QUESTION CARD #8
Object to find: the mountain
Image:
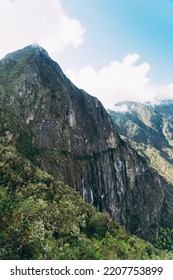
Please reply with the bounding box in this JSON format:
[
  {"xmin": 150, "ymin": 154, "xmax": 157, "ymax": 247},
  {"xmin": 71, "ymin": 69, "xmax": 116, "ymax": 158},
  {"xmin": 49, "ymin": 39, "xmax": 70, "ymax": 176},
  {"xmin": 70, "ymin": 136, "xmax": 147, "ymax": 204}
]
[
  {"xmin": 109, "ymin": 101, "xmax": 173, "ymax": 155},
  {"xmin": 109, "ymin": 101, "xmax": 173, "ymax": 184},
  {"xmin": 1, "ymin": 45, "xmax": 173, "ymax": 243}
]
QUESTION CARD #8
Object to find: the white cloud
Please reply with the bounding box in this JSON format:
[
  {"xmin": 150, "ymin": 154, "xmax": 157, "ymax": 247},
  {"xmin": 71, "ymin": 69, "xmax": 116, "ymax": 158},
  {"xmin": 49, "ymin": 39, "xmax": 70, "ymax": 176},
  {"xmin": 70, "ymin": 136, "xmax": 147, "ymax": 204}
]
[
  {"xmin": 66, "ymin": 54, "xmax": 173, "ymax": 109},
  {"xmin": 0, "ymin": 0, "xmax": 85, "ymax": 58},
  {"xmin": 114, "ymin": 104, "xmax": 129, "ymax": 113}
]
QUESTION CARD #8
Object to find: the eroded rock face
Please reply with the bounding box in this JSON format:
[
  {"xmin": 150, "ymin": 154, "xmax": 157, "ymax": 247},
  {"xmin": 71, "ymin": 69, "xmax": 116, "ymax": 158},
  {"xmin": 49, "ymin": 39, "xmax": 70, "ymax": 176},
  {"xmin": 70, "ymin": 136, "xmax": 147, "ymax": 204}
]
[{"xmin": 1, "ymin": 45, "xmax": 173, "ymax": 241}]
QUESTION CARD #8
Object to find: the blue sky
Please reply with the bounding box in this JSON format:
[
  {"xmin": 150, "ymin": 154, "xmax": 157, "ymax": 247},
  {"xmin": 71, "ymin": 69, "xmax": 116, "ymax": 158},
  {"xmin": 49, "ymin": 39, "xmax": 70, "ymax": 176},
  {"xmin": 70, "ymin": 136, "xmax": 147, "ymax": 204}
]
[
  {"xmin": 61, "ymin": 0, "xmax": 173, "ymax": 108},
  {"xmin": 1, "ymin": 0, "xmax": 173, "ymax": 108},
  {"xmin": 61, "ymin": 0, "xmax": 173, "ymax": 82}
]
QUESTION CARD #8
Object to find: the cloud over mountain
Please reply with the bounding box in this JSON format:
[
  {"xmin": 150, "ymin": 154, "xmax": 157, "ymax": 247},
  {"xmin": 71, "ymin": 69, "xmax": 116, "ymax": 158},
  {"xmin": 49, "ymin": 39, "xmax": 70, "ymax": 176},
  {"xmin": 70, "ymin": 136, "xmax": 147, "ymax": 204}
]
[
  {"xmin": 0, "ymin": 0, "xmax": 85, "ymax": 58},
  {"xmin": 66, "ymin": 54, "xmax": 173, "ymax": 109}
]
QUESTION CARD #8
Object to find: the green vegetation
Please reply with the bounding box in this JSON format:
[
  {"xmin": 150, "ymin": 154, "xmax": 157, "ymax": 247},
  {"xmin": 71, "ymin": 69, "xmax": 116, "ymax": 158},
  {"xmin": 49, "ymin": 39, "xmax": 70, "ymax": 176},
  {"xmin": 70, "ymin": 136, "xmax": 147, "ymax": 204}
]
[
  {"xmin": 154, "ymin": 226, "xmax": 173, "ymax": 251},
  {"xmin": 0, "ymin": 142, "xmax": 173, "ymax": 260}
]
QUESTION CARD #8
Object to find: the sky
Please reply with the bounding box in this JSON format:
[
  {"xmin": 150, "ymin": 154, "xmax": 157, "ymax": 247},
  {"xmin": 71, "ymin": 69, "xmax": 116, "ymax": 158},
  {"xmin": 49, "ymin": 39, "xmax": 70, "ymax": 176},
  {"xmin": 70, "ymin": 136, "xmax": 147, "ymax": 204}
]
[{"xmin": 1, "ymin": 0, "xmax": 173, "ymax": 109}]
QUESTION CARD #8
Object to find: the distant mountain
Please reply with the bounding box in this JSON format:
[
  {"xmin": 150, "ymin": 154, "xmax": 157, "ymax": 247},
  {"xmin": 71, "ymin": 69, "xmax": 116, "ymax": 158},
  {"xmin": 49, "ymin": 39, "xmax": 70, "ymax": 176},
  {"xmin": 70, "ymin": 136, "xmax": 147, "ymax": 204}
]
[
  {"xmin": 109, "ymin": 101, "xmax": 173, "ymax": 184},
  {"xmin": 1, "ymin": 45, "xmax": 173, "ymax": 243}
]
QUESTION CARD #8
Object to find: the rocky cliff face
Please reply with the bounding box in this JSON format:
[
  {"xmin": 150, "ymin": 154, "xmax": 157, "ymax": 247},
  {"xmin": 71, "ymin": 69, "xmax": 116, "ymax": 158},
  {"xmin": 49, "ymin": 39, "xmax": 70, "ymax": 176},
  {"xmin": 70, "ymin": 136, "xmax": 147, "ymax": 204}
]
[{"xmin": 1, "ymin": 45, "xmax": 173, "ymax": 241}]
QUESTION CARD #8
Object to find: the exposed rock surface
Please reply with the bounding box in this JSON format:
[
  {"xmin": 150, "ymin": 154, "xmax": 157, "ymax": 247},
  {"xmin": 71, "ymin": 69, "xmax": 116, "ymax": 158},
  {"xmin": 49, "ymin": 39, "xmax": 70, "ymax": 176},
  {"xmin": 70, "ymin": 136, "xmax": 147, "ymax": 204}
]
[{"xmin": 1, "ymin": 45, "xmax": 173, "ymax": 241}]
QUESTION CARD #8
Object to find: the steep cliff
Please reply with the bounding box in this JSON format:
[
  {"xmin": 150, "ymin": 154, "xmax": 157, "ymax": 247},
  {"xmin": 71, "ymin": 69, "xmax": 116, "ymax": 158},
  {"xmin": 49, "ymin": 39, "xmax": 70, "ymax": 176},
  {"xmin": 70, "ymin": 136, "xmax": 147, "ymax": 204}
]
[{"xmin": 1, "ymin": 45, "xmax": 173, "ymax": 241}]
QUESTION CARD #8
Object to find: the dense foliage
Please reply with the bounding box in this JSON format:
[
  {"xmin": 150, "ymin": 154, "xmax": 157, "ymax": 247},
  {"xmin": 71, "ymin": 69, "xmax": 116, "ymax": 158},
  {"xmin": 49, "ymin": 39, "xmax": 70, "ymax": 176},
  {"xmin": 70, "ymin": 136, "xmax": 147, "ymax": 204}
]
[
  {"xmin": 154, "ymin": 226, "xmax": 173, "ymax": 252},
  {"xmin": 0, "ymin": 142, "xmax": 173, "ymax": 260}
]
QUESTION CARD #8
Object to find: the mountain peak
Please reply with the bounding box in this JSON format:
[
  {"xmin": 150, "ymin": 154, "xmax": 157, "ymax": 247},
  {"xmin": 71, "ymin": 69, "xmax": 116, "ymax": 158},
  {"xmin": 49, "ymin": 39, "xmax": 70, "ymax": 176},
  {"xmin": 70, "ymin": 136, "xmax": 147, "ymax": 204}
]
[
  {"xmin": 3, "ymin": 44, "xmax": 49, "ymax": 62},
  {"xmin": 0, "ymin": 44, "xmax": 64, "ymax": 89}
]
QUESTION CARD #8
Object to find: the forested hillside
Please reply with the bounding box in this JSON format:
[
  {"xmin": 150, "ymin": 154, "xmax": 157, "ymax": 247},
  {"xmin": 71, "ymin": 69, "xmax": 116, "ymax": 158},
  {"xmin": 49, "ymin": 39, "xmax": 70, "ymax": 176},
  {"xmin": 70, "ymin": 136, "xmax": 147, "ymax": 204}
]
[{"xmin": 1, "ymin": 141, "xmax": 172, "ymax": 260}]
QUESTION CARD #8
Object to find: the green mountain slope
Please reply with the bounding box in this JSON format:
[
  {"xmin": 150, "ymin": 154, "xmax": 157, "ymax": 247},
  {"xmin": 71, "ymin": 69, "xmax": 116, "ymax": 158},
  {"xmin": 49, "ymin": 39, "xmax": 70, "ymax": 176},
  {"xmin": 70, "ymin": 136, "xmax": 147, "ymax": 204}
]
[{"xmin": 1, "ymin": 141, "xmax": 173, "ymax": 260}]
